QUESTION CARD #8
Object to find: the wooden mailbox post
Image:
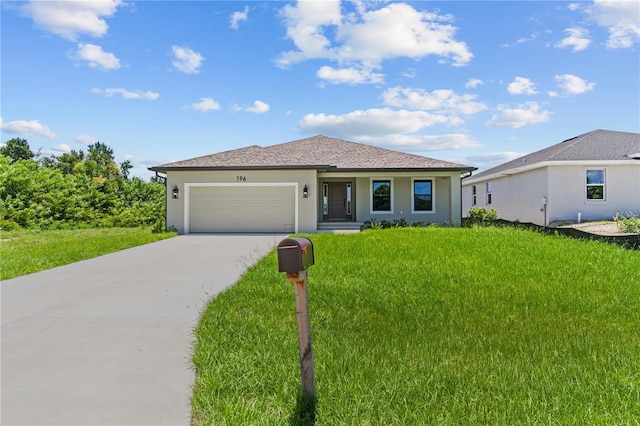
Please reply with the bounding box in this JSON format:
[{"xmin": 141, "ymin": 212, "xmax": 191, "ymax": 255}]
[{"xmin": 277, "ymin": 238, "xmax": 316, "ymax": 402}]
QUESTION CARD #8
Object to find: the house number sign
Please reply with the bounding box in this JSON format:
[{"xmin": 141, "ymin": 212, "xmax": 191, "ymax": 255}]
[{"xmin": 236, "ymin": 176, "xmax": 247, "ymax": 182}]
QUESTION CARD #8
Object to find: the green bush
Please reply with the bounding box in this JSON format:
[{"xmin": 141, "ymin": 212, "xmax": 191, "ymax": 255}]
[
  {"xmin": 361, "ymin": 218, "xmax": 428, "ymax": 230},
  {"xmin": 0, "ymin": 219, "xmax": 21, "ymax": 231},
  {"xmin": 616, "ymin": 213, "xmax": 640, "ymax": 234},
  {"xmin": 466, "ymin": 206, "xmax": 498, "ymax": 226},
  {"xmin": 0, "ymin": 151, "xmax": 165, "ymax": 229}
]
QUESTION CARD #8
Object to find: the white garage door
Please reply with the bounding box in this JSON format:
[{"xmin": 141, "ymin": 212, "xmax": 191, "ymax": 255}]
[{"xmin": 188, "ymin": 185, "xmax": 296, "ymax": 233}]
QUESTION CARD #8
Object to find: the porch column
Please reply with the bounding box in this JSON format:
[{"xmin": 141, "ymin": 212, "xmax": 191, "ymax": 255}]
[{"xmin": 450, "ymin": 176, "xmax": 462, "ymax": 226}]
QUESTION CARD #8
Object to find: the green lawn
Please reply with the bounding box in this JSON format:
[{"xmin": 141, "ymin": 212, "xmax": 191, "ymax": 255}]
[
  {"xmin": 0, "ymin": 227, "xmax": 175, "ymax": 280},
  {"xmin": 192, "ymin": 227, "xmax": 640, "ymax": 425}
]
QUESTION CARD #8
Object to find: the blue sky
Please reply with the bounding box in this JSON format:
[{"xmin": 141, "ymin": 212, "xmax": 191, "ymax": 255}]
[{"xmin": 2, "ymin": 0, "xmax": 639, "ymax": 179}]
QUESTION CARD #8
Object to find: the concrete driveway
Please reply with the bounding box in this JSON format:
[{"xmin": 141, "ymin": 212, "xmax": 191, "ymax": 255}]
[{"xmin": 1, "ymin": 234, "xmax": 285, "ymax": 426}]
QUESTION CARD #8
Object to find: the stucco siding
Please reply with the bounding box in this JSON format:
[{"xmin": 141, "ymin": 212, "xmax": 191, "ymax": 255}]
[
  {"xmin": 165, "ymin": 169, "xmax": 466, "ymax": 233},
  {"xmin": 548, "ymin": 164, "xmax": 640, "ymax": 223},
  {"xmin": 463, "ymin": 163, "xmax": 640, "ymax": 225},
  {"xmin": 166, "ymin": 169, "xmax": 317, "ymax": 234},
  {"xmin": 349, "ymin": 173, "xmax": 458, "ymax": 225}
]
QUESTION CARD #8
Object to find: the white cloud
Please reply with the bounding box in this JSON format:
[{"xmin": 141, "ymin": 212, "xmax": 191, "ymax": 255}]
[
  {"xmin": 277, "ymin": 0, "xmax": 341, "ymax": 66},
  {"xmin": 556, "ymin": 27, "xmax": 591, "ymax": 52},
  {"xmin": 91, "ymin": 87, "xmax": 160, "ymax": 100},
  {"xmin": 507, "ymin": 77, "xmax": 538, "ymax": 95},
  {"xmin": 336, "ymin": 3, "xmax": 473, "ymax": 66},
  {"xmin": 73, "ymin": 43, "xmax": 121, "ymax": 70},
  {"xmin": 20, "ymin": 0, "xmax": 123, "ymax": 41},
  {"xmin": 317, "ymin": 65, "xmax": 384, "ymax": 84},
  {"xmin": 190, "ymin": 97, "xmax": 221, "ymax": 111},
  {"xmin": 300, "ymin": 108, "xmax": 449, "ymax": 137},
  {"xmin": 568, "ymin": 3, "xmax": 582, "ymax": 12},
  {"xmin": 382, "ymin": 87, "xmax": 487, "ymax": 120},
  {"xmin": 402, "ymin": 68, "xmax": 417, "ymax": 78},
  {"xmin": 230, "ymin": 6, "xmax": 249, "ymax": 30},
  {"xmin": 465, "ymin": 151, "xmax": 529, "ymax": 170},
  {"xmin": 465, "ymin": 78, "xmax": 483, "ymax": 89},
  {"xmin": 0, "ymin": 117, "xmax": 57, "ymax": 138},
  {"xmin": 554, "ymin": 74, "xmax": 596, "ymax": 94},
  {"xmin": 75, "ymin": 134, "xmax": 98, "ymax": 144},
  {"xmin": 485, "ymin": 102, "xmax": 551, "ymax": 128},
  {"xmin": 277, "ymin": 2, "xmax": 472, "ymax": 83},
  {"xmin": 171, "ymin": 46, "xmax": 204, "ymax": 74},
  {"xmin": 245, "ymin": 100, "xmax": 270, "ymax": 114},
  {"xmin": 359, "ymin": 133, "xmax": 481, "ymax": 152},
  {"xmin": 52, "ymin": 143, "xmax": 71, "ymax": 153},
  {"xmin": 517, "ymin": 32, "xmax": 539, "ymax": 44},
  {"xmin": 587, "ymin": 0, "xmax": 640, "ymax": 49}
]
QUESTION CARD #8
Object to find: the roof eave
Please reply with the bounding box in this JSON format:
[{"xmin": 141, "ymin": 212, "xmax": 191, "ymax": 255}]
[
  {"xmin": 149, "ymin": 165, "xmax": 477, "ymax": 173},
  {"xmin": 328, "ymin": 166, "xmax": 477, "ymax": 173},
  {"xmin": 463, "ymin": 159, "xmax": 639, "ymax": 185},
  {"xmin": 148, "ymin": 164, "xmax": 331, "ymax": 172}
]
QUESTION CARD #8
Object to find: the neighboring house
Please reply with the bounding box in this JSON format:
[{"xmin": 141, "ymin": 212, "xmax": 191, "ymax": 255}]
[
  {"xmin": 462, "ymin": 130, "xmax": 640, "ymax": 226},
  {"xmin": 149, "ymin": 135, "xmax": 476, "ymax": 234}
]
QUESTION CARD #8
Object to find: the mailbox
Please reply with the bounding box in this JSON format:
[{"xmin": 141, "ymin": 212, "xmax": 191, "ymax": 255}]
[{"xmin": 277, "ymin": 237, "xmax": 314, "ymax": 272}]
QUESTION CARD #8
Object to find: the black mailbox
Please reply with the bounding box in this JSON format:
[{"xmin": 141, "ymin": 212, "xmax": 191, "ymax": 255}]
[{"xmin": 277, "ymin": 237, "xmax": 314, "ymax": 272}]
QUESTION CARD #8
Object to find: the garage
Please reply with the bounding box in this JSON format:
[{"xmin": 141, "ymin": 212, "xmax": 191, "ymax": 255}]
[{"xmin": 187, "ymin": 184, "xmax": 296, "ymax": 233}]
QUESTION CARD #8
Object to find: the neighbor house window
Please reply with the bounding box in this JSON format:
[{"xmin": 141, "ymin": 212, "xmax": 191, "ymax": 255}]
[
  {"xmin": 371, "ymin": 179, "xmax": 393, "ymax": 213},
  {"xmin": 472, "ymin": 185, "xmax": 477, "ymax": 206},
  {"xmin": 412, "ymin": 179, "xmax": 434, "ymax": 213},
  {"xmin": 586, "ymin": 169, "xmax": 605, "ymax": 200},
  {"xmin": 486, "ymin": 182, "xmax": 492, "ymax": 205}
]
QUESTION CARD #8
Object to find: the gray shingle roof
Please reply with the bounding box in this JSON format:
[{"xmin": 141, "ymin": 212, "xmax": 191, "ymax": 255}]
[
  {"xmin": 469, "ymin": 129, "xmax": 640, "ymax": 180},
  {"xmin": 150, "ymin": 135, "xmax": 475, "ymax": 171}
]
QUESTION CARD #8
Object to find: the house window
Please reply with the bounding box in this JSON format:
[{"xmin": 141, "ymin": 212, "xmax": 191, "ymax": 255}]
[
  {"xmin": 486, "ymin": 182, "xmax": 492, "ymax": 205},
  {"xmin": 472, "ymin": 185, "xmax": 477, "ymax": 206},
  {"xmin": 586, "ymin": 169, "xmax": 605, "ymax": 200},
  {"xmin": 371, "ymin": 179, "xmax": 393, "ymax": 213},
  {"xmin": 412, "ymin": 179, "xmax": 433, "ymax": 213},
  {"xmin": 346, "ymin": 183, "xmax": 352, "ymax": 215}
]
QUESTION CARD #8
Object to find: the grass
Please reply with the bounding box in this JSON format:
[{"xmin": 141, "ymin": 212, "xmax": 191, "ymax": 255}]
[
  {"xmin": 191, "ymin": 227, "xmax": 640, "ymax": 425},
  {"xmin": 0, "ymin": 227, "xmax": 176, "ymax": 280}
]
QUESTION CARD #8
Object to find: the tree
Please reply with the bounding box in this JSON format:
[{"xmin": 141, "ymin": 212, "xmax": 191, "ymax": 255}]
[
  {"xmin": 46, "ymin": 150, "xmax": 85, "ymax": 175},
  {"xmin": 120, "ymin": 160, "xmax": 133, "ymax": 180},
  {"xmin": 87, "ymin": 142, "xmax": 115, "ymax": 168},
  {"xmin": 1, "ymin": 138, "xmax": 34, "ymax": 163}
]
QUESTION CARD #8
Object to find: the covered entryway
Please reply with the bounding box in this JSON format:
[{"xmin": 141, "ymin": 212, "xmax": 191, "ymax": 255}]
[{"xmin": 187, "ymin": 184, "xmax": 297, "ymax": 233}]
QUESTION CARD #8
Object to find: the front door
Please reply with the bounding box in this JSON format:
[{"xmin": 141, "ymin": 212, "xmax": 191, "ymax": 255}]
[{"xmin": 327, "ymin": 182, "xmax": 352, "ymax": 220}]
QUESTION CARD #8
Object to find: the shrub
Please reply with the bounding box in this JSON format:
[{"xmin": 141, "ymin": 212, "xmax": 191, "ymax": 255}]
[
  {"xmin": 361, "ymin": 218, "xmax": 429, "ymax": 231},
  {"xmin": 615, "ymin": 212, "xmax": 640, "ymax": 234},
  {"xmin": 466, "ymin": 206, "xmax": 498, "ymax": 226},
  {"xmin": 0, "ymin": 219, "xmax": 21, "ymax": 231}
]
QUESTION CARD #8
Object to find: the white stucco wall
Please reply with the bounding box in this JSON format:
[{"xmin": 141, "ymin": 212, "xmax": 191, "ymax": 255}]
[
  {"xmin": 548, "ymin": 164, "xmax": 640, "ymax": 223},
  {"xmin": 463, "ymin": 162, "xmax": 640, "ymax": 225},
  {"xmin": 463, "ymin": 168, "xmax": 548, "ymax": 224}
]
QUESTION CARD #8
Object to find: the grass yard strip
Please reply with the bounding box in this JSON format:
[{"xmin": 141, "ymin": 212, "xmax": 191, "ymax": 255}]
[
  {"xmin": 0, "ymin": 227, "xmax": 175, "ymax": 280},
  {"xmin": 191, "ymin": 227, "xmax": 640, "ymax": 425}
]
